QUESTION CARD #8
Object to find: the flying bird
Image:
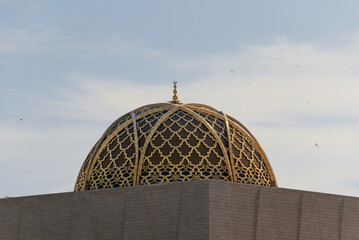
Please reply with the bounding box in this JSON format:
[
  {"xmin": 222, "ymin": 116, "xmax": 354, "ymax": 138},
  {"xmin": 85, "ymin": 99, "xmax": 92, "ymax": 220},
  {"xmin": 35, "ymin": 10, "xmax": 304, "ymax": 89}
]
[
  {"xmin": 19, "ymin": 118, "xmax": 23, "ymax": 121},
  {"xmin": 296, "ymin": 65, "xmax": 301, "ymax": 67},
  {"xmin": 314, "ymin": 143, "xmax": 319, "ymax": 147},
  {"xmin": 230, "ymin": 69, "xmax": 234, "ymax": 72}
]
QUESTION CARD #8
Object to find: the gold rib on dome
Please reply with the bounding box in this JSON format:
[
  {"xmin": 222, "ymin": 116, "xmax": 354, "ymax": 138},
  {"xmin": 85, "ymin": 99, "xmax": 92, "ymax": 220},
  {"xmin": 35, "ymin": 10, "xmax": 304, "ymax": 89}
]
[{"xmin": 74, "ymin": 101, "xmax": 277, "ymax": 191}]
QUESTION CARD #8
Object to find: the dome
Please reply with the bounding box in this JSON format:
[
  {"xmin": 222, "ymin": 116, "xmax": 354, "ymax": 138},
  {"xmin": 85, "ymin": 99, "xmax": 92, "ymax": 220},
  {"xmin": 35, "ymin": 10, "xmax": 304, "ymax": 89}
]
[{"xmin": 74, "ymin": 102, "xmax": 277, "ymax": 191}]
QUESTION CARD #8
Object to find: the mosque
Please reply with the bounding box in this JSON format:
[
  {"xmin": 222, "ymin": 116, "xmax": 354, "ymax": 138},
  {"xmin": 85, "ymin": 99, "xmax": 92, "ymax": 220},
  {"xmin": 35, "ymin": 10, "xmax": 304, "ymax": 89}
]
[
  {"xmin": 74, "ymin": 81, "xmax": 276, "ymax": 191},
  {"xmin": 1, "ymin": 82, "xmax": 359, "ymax": 239}
]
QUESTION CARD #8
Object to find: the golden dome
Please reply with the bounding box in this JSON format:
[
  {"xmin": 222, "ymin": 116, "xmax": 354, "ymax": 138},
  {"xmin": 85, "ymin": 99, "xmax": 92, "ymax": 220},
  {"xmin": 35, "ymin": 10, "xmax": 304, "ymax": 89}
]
[{"xmin": 74, "ymin": 102, "xmax": 277, "ymax": 191}]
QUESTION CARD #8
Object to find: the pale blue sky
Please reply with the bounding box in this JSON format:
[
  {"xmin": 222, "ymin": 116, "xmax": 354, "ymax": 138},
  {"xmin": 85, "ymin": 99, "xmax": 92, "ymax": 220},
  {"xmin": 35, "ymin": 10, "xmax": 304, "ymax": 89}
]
[{"xmin": 1, "ymin": 1, "xmax": 359, "ymax": 197}]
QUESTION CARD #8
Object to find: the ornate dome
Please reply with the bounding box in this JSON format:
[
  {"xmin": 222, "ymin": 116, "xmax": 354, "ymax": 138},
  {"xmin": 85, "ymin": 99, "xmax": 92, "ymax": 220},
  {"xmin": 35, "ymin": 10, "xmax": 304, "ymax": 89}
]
[{"xmin": 74, "ymin": 101, "xmax": 277, "ymax": 191}]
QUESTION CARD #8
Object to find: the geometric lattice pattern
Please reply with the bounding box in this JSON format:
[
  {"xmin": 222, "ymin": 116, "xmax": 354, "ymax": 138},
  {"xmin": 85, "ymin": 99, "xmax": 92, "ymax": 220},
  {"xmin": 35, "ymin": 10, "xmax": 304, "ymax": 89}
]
[{"xmin": 74, "ymin": 103, "xmax": 277, "ymax": 191}]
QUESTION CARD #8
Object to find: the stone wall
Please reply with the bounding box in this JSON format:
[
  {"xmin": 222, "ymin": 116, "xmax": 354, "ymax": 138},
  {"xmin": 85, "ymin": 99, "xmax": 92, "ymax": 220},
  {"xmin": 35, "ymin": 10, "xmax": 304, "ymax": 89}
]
[
  {"xmin": 209, "ymin": 181, "xmax": 359, "ymax": 240},
  {"xmin": 1, "ymin": 180, "xmax": 359, "ymax": 239}
]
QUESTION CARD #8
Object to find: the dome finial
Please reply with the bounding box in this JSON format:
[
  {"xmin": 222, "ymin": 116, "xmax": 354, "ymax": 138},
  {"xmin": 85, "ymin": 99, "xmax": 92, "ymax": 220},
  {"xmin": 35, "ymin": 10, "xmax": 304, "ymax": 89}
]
[{"xmin": 172, "ymin": 81, "xmax": 179, "ymax": 103}]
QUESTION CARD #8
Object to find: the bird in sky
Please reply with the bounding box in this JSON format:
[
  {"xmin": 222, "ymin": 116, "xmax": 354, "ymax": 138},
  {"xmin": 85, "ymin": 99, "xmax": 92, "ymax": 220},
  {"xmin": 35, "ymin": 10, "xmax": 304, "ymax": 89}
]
[
  {"xmin": 230, "ymin": 69, "xmax": 234, "ymax": 72},
  {"xmin": 19, "ymin": 118, "xmax": 23, "ymax": 121},
  {"xmin": 296, "ymin": 65, "xmax": 301, "ymax": 67},
  {"xmin": 315, "ymin": 143, "xmax": 319, "ymax": 147}
]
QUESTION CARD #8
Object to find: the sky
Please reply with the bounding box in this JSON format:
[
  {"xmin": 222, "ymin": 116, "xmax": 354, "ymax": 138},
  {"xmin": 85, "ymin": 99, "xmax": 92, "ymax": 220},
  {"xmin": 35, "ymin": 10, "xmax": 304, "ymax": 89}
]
[{"xmin": 1, "ymin": 0, "xmax": 359, "ymax": 197}]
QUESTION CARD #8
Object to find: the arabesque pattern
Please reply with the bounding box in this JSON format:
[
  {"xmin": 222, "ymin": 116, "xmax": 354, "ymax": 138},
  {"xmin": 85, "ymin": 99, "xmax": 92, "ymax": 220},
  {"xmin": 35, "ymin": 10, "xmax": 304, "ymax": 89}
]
[
  {"xmin": 88, "ymin": 124, "xmax": 136, "ymax": 189},
  {"xmin": 230, "ymin": 126, "xmax": 272, "ymax": 185},
  {"xmin": 74, "ymin": 103, "xmax": 277, "ymax": 191},
  {"xmin": 139, "ymin": 110, "xmax": 230, "ymax": 185}
]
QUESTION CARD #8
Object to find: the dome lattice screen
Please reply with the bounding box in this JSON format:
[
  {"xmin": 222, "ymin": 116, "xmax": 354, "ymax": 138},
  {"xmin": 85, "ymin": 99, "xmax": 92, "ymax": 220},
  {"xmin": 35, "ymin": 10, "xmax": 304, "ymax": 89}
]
[{"xmin": 75, "ymin": 103, "xmax": 277, "ymax": 191}]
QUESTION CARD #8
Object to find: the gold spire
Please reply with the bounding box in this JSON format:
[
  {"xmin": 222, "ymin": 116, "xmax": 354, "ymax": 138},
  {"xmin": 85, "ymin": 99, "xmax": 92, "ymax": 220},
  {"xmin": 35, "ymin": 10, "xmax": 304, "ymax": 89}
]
[{"xmin": 172, "ymin": 81, "xmax": 179, "ymax": 103}]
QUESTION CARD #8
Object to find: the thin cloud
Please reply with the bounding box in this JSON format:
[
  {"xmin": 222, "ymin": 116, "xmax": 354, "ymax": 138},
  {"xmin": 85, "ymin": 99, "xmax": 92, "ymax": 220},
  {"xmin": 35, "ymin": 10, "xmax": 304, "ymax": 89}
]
[
  {"xmin": 0, "ymin": 27, "xmax": 60, "ymax": 54},
  {"xmin": 45, "ymin": 74, "xmax": 169, "ymax": 122},
  {"xmin": 0, "ymin": 124, "xmax": 101, "ymax": 196}
]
